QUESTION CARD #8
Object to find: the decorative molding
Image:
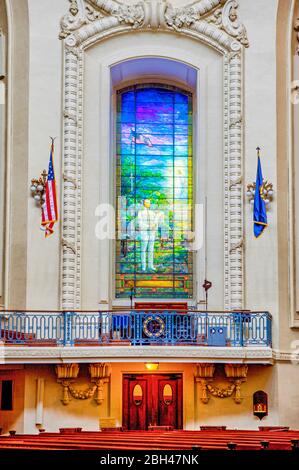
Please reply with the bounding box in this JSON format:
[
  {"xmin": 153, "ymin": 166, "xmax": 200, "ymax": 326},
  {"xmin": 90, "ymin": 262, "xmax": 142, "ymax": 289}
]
[
  {"xmin": 59, "ymin": 0, "xmax": 248, "ymax": 310},
  {"xmin": 56, "ymin": 363, "xmax": 79, "ymax": 379},
  {"xmin": 112, "ymin": 3, "xmax": 145, "ymax": 28},
  {"xmin": 63, "ymin": 110, "xmax": 77, "ymax": 125},
  {"xmin": 0, "ymin": 346, "xmax": 274, "ymax": 364},
  {"xmin": 207, "ymin": 382, "xmax": 236, "ymax": 399},
  {"xmin": 62, "ymin": 237, "xmax": 76, "ymax": 254},
  {"xmin": 195, "ymin": 363, "xmax": 215, "ymax": 378},
  {"xmin": 224, "ymin": 363, "xmax": 248, "ymax": 378},
  {"xmin": 230, "ymin": 238, "xmax": 243, "ymax": 254},
  {"xmin": 229, "ymin": 176, "xmax": 242, "ymax": 190},
  {"xmin": 195, "ymin": 363, "xmax": 248, "ymax": 404},
  {"xmin": 229, "ymin": 115, "xmax": 242, "ymax": 128},
  {"xmin": 221, "ymin": 0, "xmax": 249, "ymax": 47},
  {"xmin": 164, "ymin": 4, "xmax": 200, "ymax": 30},
  {"xmin": 55, "ymin": 362, "xmax": 111, "ymax": 405},
  {"xmin": 60, "ymin": 0, "xmax": 104, "ymax": 39},
  {"xmin": 63, "ymin": 173, "xmax": 77, "ymax": 188}
]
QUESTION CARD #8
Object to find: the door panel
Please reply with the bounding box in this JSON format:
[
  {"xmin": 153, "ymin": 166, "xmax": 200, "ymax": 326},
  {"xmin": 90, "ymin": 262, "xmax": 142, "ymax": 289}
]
[
  {"xmin": 123, "ymin": 374, "xmax": 182, "ymax": 430},
  {"xmin": 123, "ymin": 377, "xmax": 148, "ymax": 430}
]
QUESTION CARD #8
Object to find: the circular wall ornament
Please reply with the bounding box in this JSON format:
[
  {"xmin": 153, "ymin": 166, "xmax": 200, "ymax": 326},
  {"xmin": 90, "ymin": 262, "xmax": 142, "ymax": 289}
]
[
  {"xmin": 143, "ymin": 315, "xmax": 165, "ymax": 338},
  {"xmin": 65, "ymin": 34, "xmax": 77, "ymax": 47},
  {"xmin": 231, "ymin": 41, "xmax": 241, "ymax": 51}
]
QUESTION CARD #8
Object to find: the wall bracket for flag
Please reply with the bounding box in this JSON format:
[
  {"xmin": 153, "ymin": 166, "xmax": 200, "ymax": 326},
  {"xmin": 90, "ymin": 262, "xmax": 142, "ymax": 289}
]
[{"xmin": 30, "ymin": 169, "xmax": 48, "ymax": 206}]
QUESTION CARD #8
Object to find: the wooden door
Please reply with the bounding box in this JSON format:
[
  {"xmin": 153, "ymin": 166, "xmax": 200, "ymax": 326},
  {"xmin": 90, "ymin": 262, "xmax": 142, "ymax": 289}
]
[
  {"xmin": 156, "ymin": 375, "xmax": 182, "ymax": 429},
  {"xmin": 122, "ymin": 374, "xmax": 182, "ymax": 430},
  {"xmin": 123, "ymin": 376, "xmax": 148, "ymax": 430}
]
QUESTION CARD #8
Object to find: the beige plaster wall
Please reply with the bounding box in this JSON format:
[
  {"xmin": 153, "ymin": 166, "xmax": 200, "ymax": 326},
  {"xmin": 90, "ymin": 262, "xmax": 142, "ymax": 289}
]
[
  {"xmin": 5, "ymin": 0, "xmax": 30, "ymax": 309},
  {"xmin": 25, "ymin": 0, "xmax": 64, "ymax": 310},
  {"xmin": 0, "ymin": 363, "xmax": 281, "ymax": 433},
  {"xmin": 276, "ymin": 362, "xmax": 299, "ymax": 427}
]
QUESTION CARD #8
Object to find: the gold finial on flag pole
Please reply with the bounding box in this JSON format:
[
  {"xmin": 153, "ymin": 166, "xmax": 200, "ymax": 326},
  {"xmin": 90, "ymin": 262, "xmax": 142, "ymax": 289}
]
[{"xmin": 256, "ymin": 146, "xmax": 261, "ymax": 158}]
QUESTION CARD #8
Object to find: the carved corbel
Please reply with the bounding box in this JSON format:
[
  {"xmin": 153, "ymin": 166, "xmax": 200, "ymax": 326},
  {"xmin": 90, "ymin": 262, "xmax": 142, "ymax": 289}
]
[
  {"xmin": 89, "ymin": 363, "xmax": 111, "ymax": 405},
  {"xmin": 194, "ymin": 363, "xmax": 215, "ymax": 404},
  {"xmin": 225, "ymin": 364, "xmax": 248, "ymax": 404},
  {"xmin": 56, "ymin": 364, "xmax": 80, "ymax": 405},
  {"xmin": 224, "ymin": 364, "xmax": 248, "ymax": 378}
]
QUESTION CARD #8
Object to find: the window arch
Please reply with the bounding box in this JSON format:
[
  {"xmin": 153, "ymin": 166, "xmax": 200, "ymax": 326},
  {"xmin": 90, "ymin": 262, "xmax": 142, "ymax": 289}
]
[{"xmin": 115, "ymin": 84, "xmax": 193, "ymax": 299}]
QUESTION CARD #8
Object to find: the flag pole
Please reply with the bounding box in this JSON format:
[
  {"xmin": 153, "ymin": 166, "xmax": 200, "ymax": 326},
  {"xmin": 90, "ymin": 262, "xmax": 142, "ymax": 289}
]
[{"xmin": 256, "ymin": 146, "xmax": 261, "ymax": 158}]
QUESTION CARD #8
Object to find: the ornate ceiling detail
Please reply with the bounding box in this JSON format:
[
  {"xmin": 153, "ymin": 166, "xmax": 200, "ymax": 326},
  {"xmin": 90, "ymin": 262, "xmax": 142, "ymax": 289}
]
[{"xmin": 60, "ymin": 0, "xmax": 249, "ymax": 48}]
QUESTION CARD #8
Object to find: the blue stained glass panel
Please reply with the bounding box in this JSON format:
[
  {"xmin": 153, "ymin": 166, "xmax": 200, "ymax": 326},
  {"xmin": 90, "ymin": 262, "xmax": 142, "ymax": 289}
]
[{"xmin": 115, "ymin": 85, "xmax": 193, "ymax": 299}]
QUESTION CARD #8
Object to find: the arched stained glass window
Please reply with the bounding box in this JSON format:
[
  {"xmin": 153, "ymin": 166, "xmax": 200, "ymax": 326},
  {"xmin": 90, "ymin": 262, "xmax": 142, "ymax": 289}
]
[{"xmin": 115, "ymin": 84, "xmax": 193, "ymax": 299}]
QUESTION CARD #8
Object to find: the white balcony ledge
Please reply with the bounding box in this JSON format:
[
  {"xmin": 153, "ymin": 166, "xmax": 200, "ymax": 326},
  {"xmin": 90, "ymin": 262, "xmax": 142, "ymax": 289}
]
[{"xmin": 0, "ymin": 345, "xmax": 273, "ymax": 365}]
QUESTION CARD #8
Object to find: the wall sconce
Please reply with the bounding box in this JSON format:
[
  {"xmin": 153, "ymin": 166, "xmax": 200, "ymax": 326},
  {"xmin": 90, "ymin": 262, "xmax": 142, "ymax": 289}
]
[
  {"xmin": 30, "ymin": 169, "xmax": 48, "ymax": 206},
  {"xmin": 253, "ymin": 390, "xmax": 268, "ymax": 420},
  {"xmin": 246, "ymin": 180, "xmax": 274, "ymax": 207},
  {"xmin": 145, "ymin": 362, "xmax": 159, "ymax": 371}
]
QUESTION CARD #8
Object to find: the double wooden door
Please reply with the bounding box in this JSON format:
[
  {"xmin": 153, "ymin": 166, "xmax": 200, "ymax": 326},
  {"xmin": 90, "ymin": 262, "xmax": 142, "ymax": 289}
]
[{"xmin": 122, "ymin": 374, "xmax": 182, "ymax": 430}]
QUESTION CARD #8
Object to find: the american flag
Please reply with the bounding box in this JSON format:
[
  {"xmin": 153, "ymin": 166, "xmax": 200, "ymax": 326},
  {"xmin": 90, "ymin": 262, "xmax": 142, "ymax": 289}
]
[{"xmin": 41, "ymin": 141, "xmax": 58, "ymax": 237}]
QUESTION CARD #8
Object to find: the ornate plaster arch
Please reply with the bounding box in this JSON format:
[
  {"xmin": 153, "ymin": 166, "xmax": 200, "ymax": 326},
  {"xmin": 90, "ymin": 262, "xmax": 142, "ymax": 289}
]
[{"xmin": 60, "ymin": 0, "xmax": 248, "ymax": 310}]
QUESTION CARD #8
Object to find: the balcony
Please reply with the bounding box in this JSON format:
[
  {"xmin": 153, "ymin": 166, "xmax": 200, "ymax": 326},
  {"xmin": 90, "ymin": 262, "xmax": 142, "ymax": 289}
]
[{"xmin": 0, "ymin": 310, "xmax": 273, "ymax": 364}]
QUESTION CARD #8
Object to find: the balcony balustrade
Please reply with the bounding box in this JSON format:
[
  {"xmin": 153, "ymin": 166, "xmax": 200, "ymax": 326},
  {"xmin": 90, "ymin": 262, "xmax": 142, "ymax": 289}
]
[{"xmin": 0, "ymin": 310, "xmax": 272, "ymax": 348}]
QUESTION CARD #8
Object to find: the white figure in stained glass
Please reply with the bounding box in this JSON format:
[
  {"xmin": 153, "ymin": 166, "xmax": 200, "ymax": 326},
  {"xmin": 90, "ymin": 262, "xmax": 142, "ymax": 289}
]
[{"xmin": 137, "ymin": 199, "xmax": 167, "ymax": 272}]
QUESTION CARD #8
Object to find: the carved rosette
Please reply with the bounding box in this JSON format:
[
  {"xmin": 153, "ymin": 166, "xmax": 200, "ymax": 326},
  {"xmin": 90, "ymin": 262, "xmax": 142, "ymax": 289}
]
[{"xmin": 60, "ymin": 0, "xmax": 248, "ymax": 310}]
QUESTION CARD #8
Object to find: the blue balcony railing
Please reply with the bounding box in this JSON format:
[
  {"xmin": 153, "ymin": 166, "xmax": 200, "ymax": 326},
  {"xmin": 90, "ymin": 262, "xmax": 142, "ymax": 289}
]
[{"xmin": 0, "ymin": 310, "xmax": 272, "ymax": 347}]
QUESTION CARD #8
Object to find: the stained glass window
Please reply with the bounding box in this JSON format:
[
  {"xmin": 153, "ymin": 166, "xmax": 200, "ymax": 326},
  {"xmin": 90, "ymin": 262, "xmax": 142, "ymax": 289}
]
[{"xmin": 115, "ymin": 85, "xmax": 193, "ymax": 298}]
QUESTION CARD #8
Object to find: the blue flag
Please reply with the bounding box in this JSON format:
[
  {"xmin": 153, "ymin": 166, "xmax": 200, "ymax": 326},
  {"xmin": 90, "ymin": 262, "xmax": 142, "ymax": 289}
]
[{"xmin": 254, "ymin": 156, "xmax": 267, "ymax": 238}]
